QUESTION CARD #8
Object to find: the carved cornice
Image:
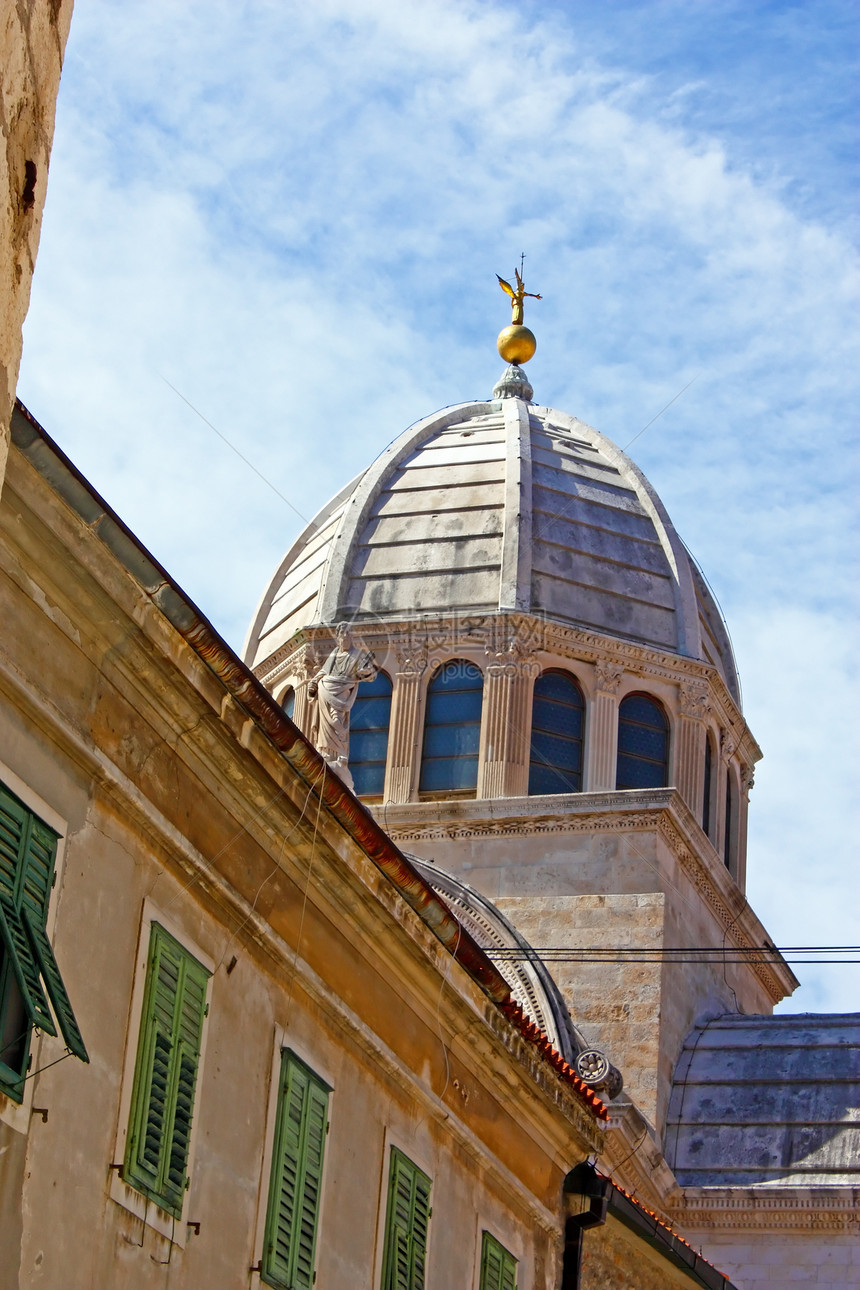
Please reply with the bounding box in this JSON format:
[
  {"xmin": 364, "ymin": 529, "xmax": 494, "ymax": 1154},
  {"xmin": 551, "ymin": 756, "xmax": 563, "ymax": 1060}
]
[{"xmin": 670, "ymin": 1188, "xmax": 860, "ymax": 1233}]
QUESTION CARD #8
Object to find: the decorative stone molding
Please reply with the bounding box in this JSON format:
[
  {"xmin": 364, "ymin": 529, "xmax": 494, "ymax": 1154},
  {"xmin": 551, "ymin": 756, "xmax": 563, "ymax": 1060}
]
[
  {"xmin": 484, "ymin": 628, "xmax": 540, "ymax": 680},
  {"xmin": 679, "ymin": 680, "xmax": 710, "ymax": 721},
  {"xmin": 393, "ymin": 639, "xmax": 429, "ymax": 678},
  {"xmin": 594, "ymin": 658, "xmax": 624, "ymax": 695},
  {"xmin": 670, "ymin": 1187, "xmax": 860, "ymax": 1234},
  {"xmin": 720, "ymin": 727, "xmax": 737, "ymax": 763},
  {"xmin": 253, "ymin": 610, "xmax": 760, "ymax": 770},
  {"xmin": 740, "ymin": 763, "xmax": 755, "ymax": 794}
]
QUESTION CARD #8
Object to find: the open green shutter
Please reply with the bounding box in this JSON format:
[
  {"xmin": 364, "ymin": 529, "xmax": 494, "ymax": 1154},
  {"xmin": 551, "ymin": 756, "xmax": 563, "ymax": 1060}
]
[
  {"xmin": 22, "ymin": 908, "xmax": 88, "ymax": 1061},
  {"xmin": 0, "ymin": 891, "xmax": 56, "ymax": 1036},
  {"xmin": 382, "ymin": 1148, "xmax": 432, "ymax": 1290},
  {"xmin": 480, "ymin": 1232, "xmax": 518, "ymax": 1290},
  {"xmin": 124, "ymin": 924, "xmax": 209, "ymax": 1218},
  {"xmin": 0, "ymin": 787, "xmax": 27, "ymax": 898},
  {"xmin": 262, "ymin": 1051, "xmax": 330, "ymax": 1290},
  {"xmin": 0, "ymin": 785, "xmax": 58, "ymax": 915},
  {"xmin": 20, "ymin": 815, "xmax": 58, "ymax": 920}
]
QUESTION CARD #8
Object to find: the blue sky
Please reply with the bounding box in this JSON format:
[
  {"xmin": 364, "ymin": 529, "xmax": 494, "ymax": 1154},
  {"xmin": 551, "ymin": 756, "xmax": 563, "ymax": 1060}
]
[{"xmin": 18, "ymin": 0, "xmax": 859, "ymax": 1011}]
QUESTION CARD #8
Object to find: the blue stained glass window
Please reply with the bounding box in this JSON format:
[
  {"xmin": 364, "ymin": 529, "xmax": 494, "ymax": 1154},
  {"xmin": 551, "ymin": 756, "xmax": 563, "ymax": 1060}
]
[
  {"xmin": 616, "ymin": 693, "xmax": 669, "ymax": 789},
  {"xmin": 702, "ymin": 734, "xmax": 713, "ymax": 838},
  {"xmin": 282, "ymin": 687, "xmax": 296, "ymax": 720},
  {"xmin": 419, "ymin": 661, "xmax": 483, "ymax": 795},
  {"xmin": 349, "ymin": 671, "xmax": 392, "ymax": 798},
  {"xmin": 529, "ymin": 670, "xmax": 584, "ymax": 795},
  {"xmin": 724, "ymin": 772, "xmax": 734, "ymax": 870}
]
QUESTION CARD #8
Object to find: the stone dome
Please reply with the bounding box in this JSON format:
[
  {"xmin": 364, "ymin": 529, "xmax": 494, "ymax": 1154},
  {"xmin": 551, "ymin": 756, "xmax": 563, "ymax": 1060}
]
[{"xmin": 245, "ymin": 396, "xmax": 738, "ymax": 701}]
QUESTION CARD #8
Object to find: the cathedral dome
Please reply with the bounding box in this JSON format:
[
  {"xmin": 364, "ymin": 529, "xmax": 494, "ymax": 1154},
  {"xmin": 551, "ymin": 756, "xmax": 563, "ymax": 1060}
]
[{"xmin": 245, "ymin": 394, "xmax": 738, "ymax": 701}]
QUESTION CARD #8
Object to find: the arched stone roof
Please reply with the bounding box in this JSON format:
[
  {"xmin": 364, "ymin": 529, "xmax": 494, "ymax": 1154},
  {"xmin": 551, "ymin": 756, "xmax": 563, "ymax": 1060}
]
[
  {"xmin": 665, "ymin": 1013, "xmax": 860, "ymax": 1186},
  {"xmin": 245, "ymin": 398, "xmax": 739, "ymax": 701}
]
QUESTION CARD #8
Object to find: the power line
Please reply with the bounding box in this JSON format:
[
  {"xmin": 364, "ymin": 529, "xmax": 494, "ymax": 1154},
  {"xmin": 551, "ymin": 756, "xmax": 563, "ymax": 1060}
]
[{"xmin": 161, "ymin": 375, "xmax": 313, "ymax": 527}]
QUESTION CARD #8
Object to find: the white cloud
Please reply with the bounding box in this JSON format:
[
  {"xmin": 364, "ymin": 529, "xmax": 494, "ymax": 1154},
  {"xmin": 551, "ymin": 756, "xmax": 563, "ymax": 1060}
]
[{"xmin": 18, "ymin": 0, "xmax": 859, "ymax": 1012}]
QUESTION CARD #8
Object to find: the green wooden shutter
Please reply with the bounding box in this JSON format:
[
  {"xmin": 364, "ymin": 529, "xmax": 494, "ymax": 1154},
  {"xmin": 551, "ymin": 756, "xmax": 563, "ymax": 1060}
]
[
  {"xmin": 480, "ymin": 1232, "xmax": 517, "ymax": 1290},
  {"xmin": 0, "ymin": 892, "xmax": 56, "ymax": 1035},
  {"xmin": 262, "ymin": 1050, "xmax": 330, "ymax": 1290},
  {"xmin": 381, "ymin": 1148, "xmax": 432, "ymax": 1290},
  {"xmin": 124, "ymin": 924, "xmax": 209, "ymax": 1217},
  {"xmin": 0, "ymin": 781, "xmax": 86, "ymax": 1095},
  {"xmin": 0, "ymin": 784, "xmax": 57, "ymax": 915},
  {"xmin": 22, "ymin": 909, "xmax": 88, "ymax": 1061},
  {"xmin": 0, "ymin": 787, "xmax": 28, "ymax": 898}
]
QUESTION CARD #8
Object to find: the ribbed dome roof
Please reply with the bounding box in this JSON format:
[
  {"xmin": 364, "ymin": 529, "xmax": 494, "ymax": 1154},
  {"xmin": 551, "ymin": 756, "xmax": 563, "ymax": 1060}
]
[{"xmin": 245, "ymin": 397, "xmax": 738, "ymax": 700}]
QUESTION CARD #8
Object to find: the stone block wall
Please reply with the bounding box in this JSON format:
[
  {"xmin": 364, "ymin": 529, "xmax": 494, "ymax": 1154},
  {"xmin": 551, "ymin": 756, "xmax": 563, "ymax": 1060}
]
[
  {"xmin": 0, "ymin": 0, "xmax": 73, "ymax": 489},
  {"xmin": 495, "ymin": 892, "xmax": 664, "ymax": 1124}
]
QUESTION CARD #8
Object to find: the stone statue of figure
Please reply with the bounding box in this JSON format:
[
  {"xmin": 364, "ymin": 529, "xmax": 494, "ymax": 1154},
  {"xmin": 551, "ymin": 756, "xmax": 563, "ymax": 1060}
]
[{"xmin": 307, "ymin": 623, "xmax": 377, "ymax": 789}]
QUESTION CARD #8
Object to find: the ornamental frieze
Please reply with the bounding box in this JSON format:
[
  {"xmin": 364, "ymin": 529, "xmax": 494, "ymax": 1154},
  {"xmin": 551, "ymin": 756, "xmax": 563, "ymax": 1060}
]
[
  {"xmin": 679, "ymin": 680, "xmax": 710, "ymax": 720},
  {"xmin": 594, "ymin": 658, "xmax": 625, "ymax": 695}
]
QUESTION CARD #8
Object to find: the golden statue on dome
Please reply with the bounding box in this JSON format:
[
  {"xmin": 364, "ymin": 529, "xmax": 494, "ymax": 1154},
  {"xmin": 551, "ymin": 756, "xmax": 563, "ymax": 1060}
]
[{"xmin": 496, "ymin": 256, "xmax": 540, "ymax": 365}]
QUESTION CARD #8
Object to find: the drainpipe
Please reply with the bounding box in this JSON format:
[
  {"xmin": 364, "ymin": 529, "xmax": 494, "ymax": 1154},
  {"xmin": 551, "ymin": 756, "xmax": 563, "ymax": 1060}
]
[{"xmin": 561, "ymin": 1162, "xmax": 608, "ymax": 1290}]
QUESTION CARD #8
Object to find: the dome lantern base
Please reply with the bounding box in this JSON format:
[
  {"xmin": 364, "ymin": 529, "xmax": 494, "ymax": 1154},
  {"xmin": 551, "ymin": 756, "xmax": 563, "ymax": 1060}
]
[{"xmin": 493, "ymin": 363, "xmax": 533, "ymax": 402}]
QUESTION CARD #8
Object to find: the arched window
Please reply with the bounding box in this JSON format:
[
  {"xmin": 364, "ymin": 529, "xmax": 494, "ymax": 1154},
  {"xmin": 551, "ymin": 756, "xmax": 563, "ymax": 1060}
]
[
  {"xmin": 419, "ymin": 660, "xmax": 483, "ymax": 795},
  {"xmin": 349, "ymin": 671, "xmax": 392, "ymax": 799},
  {"xmin": 702, "ymin": 733, "xmax": 714, "ymax": 838},
  {"xmin": 281, "ymin": 686, "xmax": 296, "ymax": 720},
  {"xmin": 616, "ymin": 693, "xmax": 669, "ymax": 790},
  {"xmin": 724, "ymin": 770, "xmax": 735, "ymax": 871},
  {"xmin": 528, "ymin": 670, "xmax": 585, "ymax": 795}
]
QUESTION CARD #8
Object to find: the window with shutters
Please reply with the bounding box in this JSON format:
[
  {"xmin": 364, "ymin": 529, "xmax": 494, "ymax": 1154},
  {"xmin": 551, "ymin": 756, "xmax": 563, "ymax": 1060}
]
[
  {"xmin": 0, "ymin": 779, "xmax": 87, "ymax": 1103},
  {"xmin": 262, "ymin": 1050, "xmax": 331, "ymax": 1290},
  {"xmin": 380, "ymin": 1146, "xmax": 432, "ymax": 1290},
  {"xmin": 122, "ymin": 922, "xmax": 210, "ymax": 1218},
  {"xmin": 479, "ymin": 1232, "xmax": 518, "ymax": 1290}
]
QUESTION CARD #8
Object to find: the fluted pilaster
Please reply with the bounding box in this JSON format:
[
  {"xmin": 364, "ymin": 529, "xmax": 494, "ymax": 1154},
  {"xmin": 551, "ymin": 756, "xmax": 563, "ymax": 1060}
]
[
  {"xmin": 384, "ymin": 645, "xmax": 428, "ymax": 803},
  {"xmin": 588, "ymin": 660, "xmax": 623, "ymax": 791},
  {"xmin": 677, "ymin": 680, "xmax": 710, "ymax": 816},
  {"xmin": 478, "ymin": 649, "xmax": 536, "ymax": 799}
]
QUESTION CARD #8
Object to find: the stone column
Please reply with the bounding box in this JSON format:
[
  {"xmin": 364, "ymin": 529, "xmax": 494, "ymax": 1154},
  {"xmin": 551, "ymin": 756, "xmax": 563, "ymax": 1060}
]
[
  {"xmin": 677, "ymin": 680, "xmax": 710, "ymax": 818},
  {"xmin": 384, "ymin": 641, "xmax": 428, "ymax": 803},
  {"xmin": 478, "ymin": 631, "xmax": 538, "ymax": 799},
  {"xmin": 588, "ymin": 660, "xmax": 624, "ymax": 791},
  {"xmin": 290, "ymin": 644, "xmax": 320, "ymax": 741}
]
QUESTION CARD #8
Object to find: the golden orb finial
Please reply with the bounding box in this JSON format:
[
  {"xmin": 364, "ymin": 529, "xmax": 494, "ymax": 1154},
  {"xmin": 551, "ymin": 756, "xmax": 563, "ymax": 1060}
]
[{"xmin": 496, "ymin": 258, "xmax": 541, "ymax": 365}]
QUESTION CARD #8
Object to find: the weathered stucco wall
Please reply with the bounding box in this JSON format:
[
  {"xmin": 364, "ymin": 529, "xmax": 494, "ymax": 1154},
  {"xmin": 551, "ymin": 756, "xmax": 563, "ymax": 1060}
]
[
  {"xmin": 0, "ymin": 0, "xmax": 73, "ymax": 489},
  {"xmin": 0, "ymin": 432, "xmax": 603, "ymax": 1288}
]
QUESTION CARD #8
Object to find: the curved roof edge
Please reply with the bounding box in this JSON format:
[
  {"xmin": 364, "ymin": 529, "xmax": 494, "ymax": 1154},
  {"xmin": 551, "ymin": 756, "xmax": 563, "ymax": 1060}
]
[{"xmin": 245, "ymin": 397, "xmax": 740, "ymax": 701}]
